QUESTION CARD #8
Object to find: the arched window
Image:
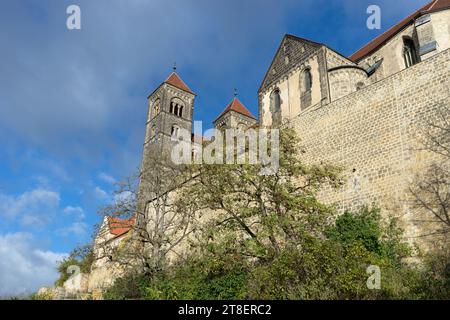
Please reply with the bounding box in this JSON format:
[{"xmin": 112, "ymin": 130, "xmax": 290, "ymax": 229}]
[
  {"xmin": 153, "ymin": 99, "xmax": 160, "ymax": 117},
  {"xmin": 302, "ymin": 68, "xmax": 312, "ymax": 92},
  {"xmin": 403, "ymin": 37, "xmax": 419, "ymax": 68},
  {"xmin": 171, "ymin": 125, "xmax": 180, "ymax": 140},
  {"xmin": 170, "ymin": 98, "xmax": 185, "ymax": 118},
  {"xmin": 237, "ymin": 123, "xmax": 246, "ymax": 131},
  {"xmin": 270, "ymin": 89, "xmax": 281, "ymax": 112}
]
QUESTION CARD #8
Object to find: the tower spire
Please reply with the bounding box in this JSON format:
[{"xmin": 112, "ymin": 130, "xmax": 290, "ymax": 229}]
[
  {"xmin": 234, "ymin": 88, "xmax": 238, "ymax": 98},
  {"xmin": 173, "ymin": 62, "xmax": 177, "ymax": 72}
]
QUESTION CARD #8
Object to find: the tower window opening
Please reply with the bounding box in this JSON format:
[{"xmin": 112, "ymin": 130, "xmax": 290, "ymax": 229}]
[
  {"xmin": 171, "ymin": 125, "xmax": 180, "ymax": 139},
  {"xmin": 170, "ymin": 98, "xmax": 185, "ymax": 118}
]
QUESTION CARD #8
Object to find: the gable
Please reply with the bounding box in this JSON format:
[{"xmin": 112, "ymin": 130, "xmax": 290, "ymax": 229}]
[{"xmin": 259, "ymin": 34, "xmax": 322, "ymax": 93}]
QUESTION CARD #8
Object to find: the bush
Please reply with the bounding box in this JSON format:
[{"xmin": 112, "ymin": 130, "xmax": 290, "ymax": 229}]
[
  {"xmin": 141, "ymin": 255, "xmax": 249, "ymax": 300},
  {"xmin": 103, "ymin": 207, "xmax": 448, "ymax": 300},
  {"xmin": 103, "ymin": 272, "xmax": 150, "ymax": 300},
  {"xmin": 413, "ymin": 247, "xmax": 450, "ymax": 299},
  {"xmin": 55, "ymin": 245, "xmax": 94, "ymax": 286}
]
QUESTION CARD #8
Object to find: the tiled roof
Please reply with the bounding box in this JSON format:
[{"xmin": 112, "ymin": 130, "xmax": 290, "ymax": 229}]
[
  {"xmin": 349, "ymin": 0, "xmax": 450, "ymax": 62},
  {"xmin": 164, "ymin": 72, "xmax": 194, "ymax": 94},
  {"xmin": 215, "ymin": 97, "xmax": 256, "ymax": 122},
  {"xmin": 107, "ymin": 216, "xmax": 134, "ymax": 237}
]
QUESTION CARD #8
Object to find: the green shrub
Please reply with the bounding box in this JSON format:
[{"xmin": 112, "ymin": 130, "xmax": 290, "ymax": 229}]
[
  {"xmin": 413, "ymin": 247, "xmax": 450, "ymax": 299},
  {"xmin": 55, "ymin": 245, "xmax": 94, "ymax": 286},
  {"xmin": 103, "ymin": 272, "xmax": 150, "ymax": 300},
  {"xmin": 103, "ymin": 207, "xmax": 448, "ymax": 300}
]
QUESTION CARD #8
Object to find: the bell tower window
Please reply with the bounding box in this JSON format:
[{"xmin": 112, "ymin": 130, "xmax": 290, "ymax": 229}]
[
  {"xmin": 170, "ymin": 98, "xmax": 185, "ymax": 118},
  {"xmin": 171, "ymin": 125, "xmax": 180, "ymax": 140},
  {"xmin": 153, "ymin": 99, "xmax": 160, "ymax": 118}
]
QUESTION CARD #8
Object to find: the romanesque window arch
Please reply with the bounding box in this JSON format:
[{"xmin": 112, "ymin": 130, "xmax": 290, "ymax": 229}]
[
  {"xmin": 237, "ymin": 123, "xmax": 246, "ymax": 131},
  {"xmin": 171, "ymin": 124, "xmax": 180, "ymax": 139},
  {"xmin": 153, "ymin": 99, "xmax": 160, "ymax": 117},
  {"xmin": 170, "ymin": 97, "xmax": 185, "ymax": 117},
  {"xmin": 302, "ymin": 68, "xmax": 312, "ymax": 92},
  {"xmin": 270, "ymin": 89, "xmax": 281, "ymax": 112},
  {"xmin": 403, "ymin": 37, "xmax": 419, "ymax": 68}
]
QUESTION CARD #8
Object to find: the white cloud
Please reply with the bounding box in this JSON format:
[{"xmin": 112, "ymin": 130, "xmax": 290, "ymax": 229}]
[
  {"xmin": 63, "ymin": 206, "xmax": 86, "ymax": 221},
  {"xmin": 98, "ymin": 172, "xmax": 116, "ymax": 184},
  {"xmin": 0, "ymin": 232, "xmax": 66, "ymax": 297},
  {"xmin": 113, "ymin": 191, "xmax": 135, "ymax": 211},
  {"xmin": 0, "ymin": 188, "xmax": 60, "ymax": 221},
  {"xmin": 56, "ymin": 222, "xmax": 88, "ymax": 237},
  {"xmin": 20, "ymin": 214, "xmax": 51, "ymax": 227},
  {"xmin": 94, "ymin": 186, "xmax": 108, "ymax": 200},
  {"xmin": 114, "ymin": 190, "xmax": 134, "ymax": 204}
]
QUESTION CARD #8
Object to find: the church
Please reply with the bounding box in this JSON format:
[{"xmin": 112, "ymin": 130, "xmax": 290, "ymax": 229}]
[
  {"xmin": 138, "ymin": 0, "xmax": 450, "ymax": 234},
  {"xmin": 76, "ymin": 0, "xmax": 450, "ymax": 296}
]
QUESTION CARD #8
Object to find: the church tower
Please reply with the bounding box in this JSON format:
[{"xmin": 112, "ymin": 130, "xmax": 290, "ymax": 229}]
[
  {"xmin": 213, "ymin": 94, "xmax": 257, "ymax": 130},
  {"xmin": 136, "ymin": 68, "xmax": 195, "ymax": 217},
  {"xmin": 143, "ymin": 68, "xmax": 195, "ymax": 157}
]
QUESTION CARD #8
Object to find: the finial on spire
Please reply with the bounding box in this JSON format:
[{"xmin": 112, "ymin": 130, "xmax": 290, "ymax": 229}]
[
  {"xmin": 173, "ymin": 62, "xmax": 177, "ymax": 72},
  {"xmin": 234, "ymin": 88, "xmax": 238, "ymax": 97}
]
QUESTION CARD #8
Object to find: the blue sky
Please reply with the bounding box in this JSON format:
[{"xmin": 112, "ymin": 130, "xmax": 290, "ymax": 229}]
[{"xmin": 0, "ymin": 0, "xmax": 431, "ymax": 296}]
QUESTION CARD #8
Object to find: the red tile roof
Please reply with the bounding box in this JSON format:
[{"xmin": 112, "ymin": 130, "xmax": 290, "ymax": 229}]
[
  {"xmin": 164, "ymin": 72, "xmax": 194, "ymax": 94},
  {"xmin": 107, "ymin": 216, "xmax": 134, "ymax": 237},
  {"xmin": 215, "ymin": 97, "xmax": 256, "ymax": 121},
  {"xmin": 349, "ymin": 0, "xmax": 450, "ymax": 62}
]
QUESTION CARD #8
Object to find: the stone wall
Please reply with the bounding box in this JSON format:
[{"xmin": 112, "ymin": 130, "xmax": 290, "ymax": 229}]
[
  {"xmin": 328, "ymin": 66, "xmax": 368, "ymax": 101},
  {"xmin": 260, "ymin": 52, "xmax": 326, "ymax": 127},
  {"xmin": 288, "ymin": 48, "xmax": 450, "ymax": 248}
]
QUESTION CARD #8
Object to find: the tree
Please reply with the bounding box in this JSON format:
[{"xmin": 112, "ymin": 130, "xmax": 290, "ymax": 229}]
[
  {"xmin": 410, "ymin": 103, "xmax": 450, "ymax": 237},
  {"xmin": 180, "ymin": 128, "xmax": 342, "ymax": 262},
  {"xmin": 98, "ymin": 151, "xmax": 200, "ymax": 276},
  {"xmin": 55, "ymin": 244, "xmax": 94, "ymax": 286}
]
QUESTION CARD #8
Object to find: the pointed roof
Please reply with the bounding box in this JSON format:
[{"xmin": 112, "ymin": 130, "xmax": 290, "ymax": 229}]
[
  {"xmin": 350, "ymin": 0, "xmax": 450, "ymax": 62},
  {"xmin": 259, "ymin": 34, "xmax": 323, "ymax": 92},
  {"xmin": 164, "ymin": 72, "xmax": 194, "ymax": 94},
  {"xmin": 215, "ymin": 97, "xmax": 256, "ymax": 122}
]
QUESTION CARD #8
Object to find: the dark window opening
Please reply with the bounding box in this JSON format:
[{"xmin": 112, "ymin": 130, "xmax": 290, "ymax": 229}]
[
  {"xmin": 271, "ymin": 89, "xmax": 281, "ymax": 112},
  {"xmin": 403, "ymin": 38, "xmax": 419, "ymax": 68},
  {"xmin": 303, "ymin": 69, "xmax": 312, "ymax": 92}
]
